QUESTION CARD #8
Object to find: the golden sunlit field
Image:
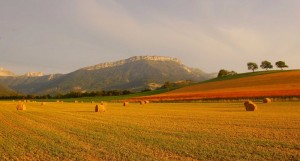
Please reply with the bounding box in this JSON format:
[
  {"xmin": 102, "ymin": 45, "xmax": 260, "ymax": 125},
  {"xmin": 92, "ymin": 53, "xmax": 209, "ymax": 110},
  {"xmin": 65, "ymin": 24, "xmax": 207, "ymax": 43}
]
[{"xmin": 0, "ymin": 101, "xmax": 300, "ymax": 160}]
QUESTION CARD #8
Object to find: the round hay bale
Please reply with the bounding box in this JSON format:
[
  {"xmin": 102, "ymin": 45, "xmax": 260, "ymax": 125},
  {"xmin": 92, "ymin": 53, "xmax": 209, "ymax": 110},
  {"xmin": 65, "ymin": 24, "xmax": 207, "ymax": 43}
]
[
  {"xmin": 144, "ymin": 100, "xmax": 150, "ymax": 104},
  {"xmin": 41, "ymin": 102, "xmax": 46, "ymax": 105},
  {"xmin": 139, "ymin": 101, "xmax": 145, "ymax": 105},
  {"xmin": 16, "ymin": 102, "xmax": 26, "ymax": 110},
  {"xmin": 100, "ymin": 101, "xmax": 107, "ymax": 106},
  {"xmin": 74, "ymin": 100, "xmax": 78, "ymax": 103},
  {"xmin": 95, "ymin": 105, "xmax": 106, "ymax": 112},
  {"xmin": 263, "ymin": 98, "xmax": 271, "ymax": 103},
  {"xmin": 244, "ymin": 101, "xmax": 257, "ymax": 111},
  {"xmin": 123, "ymin": 102, "xmax": 129, "ymax": 106},
  {"xmin": 56, "ymin": 100, "xmax": 60, "ymax": 103},
  {"xmin": 91, "ymin": 101, "xmax": 95, "ymax": 103},
  {"xmin": 81, "ymin": 101, "xmax": 84, "ymax": 103}
]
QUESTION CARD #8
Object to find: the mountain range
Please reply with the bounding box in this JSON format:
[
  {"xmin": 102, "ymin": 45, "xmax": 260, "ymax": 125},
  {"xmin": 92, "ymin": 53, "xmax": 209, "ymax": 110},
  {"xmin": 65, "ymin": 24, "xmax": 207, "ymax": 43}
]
[{"xmin": 0, "ymin": 56, "xmax": 213, "ymax": 95}]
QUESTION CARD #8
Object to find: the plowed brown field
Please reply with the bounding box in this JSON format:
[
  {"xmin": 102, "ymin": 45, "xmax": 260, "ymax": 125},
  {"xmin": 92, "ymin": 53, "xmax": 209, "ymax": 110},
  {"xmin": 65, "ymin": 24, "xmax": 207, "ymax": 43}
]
[{"xmin": 134, "ymin": 70, "xmax": 300, "ymax": 101}]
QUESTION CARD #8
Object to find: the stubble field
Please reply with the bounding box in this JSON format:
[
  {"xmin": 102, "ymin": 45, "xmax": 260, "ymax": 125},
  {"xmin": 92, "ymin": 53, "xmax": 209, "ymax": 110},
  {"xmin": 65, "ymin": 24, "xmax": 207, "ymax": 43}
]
[{"xmin": 0, "ymin": 101, "xmax": 299, "ymax": 160}]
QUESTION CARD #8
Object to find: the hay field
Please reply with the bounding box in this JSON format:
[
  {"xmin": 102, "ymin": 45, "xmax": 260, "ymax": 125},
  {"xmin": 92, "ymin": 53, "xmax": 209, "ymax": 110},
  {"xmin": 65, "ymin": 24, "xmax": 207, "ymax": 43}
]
[
  {"xmin": 138, "ymin": 70, "xmax": 300, "ymax": 101},
  {"xmin": 0, "ymin": 101, "xmax": 299, "ymax": 160}
]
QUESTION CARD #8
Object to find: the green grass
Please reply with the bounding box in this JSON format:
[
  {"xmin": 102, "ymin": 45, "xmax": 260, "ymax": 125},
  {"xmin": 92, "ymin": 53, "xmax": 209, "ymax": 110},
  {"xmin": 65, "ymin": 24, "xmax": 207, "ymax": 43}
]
[
  {"xmin": 0, "ymin": 101, "xmax": 299, "ymax": 160},
  {"xmin": 26, "ymin": 88, "xmax": 180, "ymax": 102}
]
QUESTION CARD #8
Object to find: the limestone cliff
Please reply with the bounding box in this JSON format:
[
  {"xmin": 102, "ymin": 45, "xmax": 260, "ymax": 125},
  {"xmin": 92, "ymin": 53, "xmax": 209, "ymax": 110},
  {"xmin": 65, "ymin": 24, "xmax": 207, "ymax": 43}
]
[
  {"xmin": 0, "ymin": 67, "xmax": 15, "ymax": 76},
  {"xmin": 82, "ymin": 56, "xmax": 182, "ymax": 70}
]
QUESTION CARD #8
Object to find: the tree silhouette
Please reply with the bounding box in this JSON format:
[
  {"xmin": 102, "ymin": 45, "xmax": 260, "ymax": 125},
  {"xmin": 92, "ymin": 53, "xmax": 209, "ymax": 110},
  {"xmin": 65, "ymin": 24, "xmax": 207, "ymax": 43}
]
[
  {"xmin": 260, "ymin": 61, "xmax": 273, "ymax": 71},
  {"xmin": 247, "ymin": 62, "xmax": 258, "ymax": 72},
  {"xmin": 275, "ymin": 61, "xmax": 288, "ymax": 70}
]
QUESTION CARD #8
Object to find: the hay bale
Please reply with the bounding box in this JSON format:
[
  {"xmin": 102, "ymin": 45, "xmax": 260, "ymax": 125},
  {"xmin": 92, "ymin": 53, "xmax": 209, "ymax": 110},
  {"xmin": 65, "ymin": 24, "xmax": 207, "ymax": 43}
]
[
  {"xmin": 144, "ymin": 100, "xmax": 150, "ymax": 104},
  {"xmin": 41, "ymin": 102, "xmax": 46, "ymax": 105},
  {"xmin": 123, "ymin": 102, "xmax": 129, "ymax": 106},
  {"xmin": 100, "ymin": 101, "xmax": 107, "ymax": 106},
  {"xmin": 244, "ymin": 101, "xmax": 257, "ymax": 111},
  {"xmin": 91, "ymin": 101, "xmax": 95, "ymax": 103},
  {"xmin": 16, "ymin": 102, "xmax": 26, "ymax": 110},
  {"xmin": 81, "ymin": 101, "xmax": 84, "ymax": 103},
  {"xmin": 139, "ymin": 101, "xmax": 145, "ymax": 105},
  {"xmin": 95, "ymin": 105, "xmax": 106, "ymax": 112},
  {"xmin": 263, "ymin": 98, "xmax": 271, "ymax": 103},
  {"xmin": 56, "ymin": 100, "xmax": 60, "ymax": 103},
  {"xmin": 74, "ymin": 100, "xmax": 78, "ymax": 103}
]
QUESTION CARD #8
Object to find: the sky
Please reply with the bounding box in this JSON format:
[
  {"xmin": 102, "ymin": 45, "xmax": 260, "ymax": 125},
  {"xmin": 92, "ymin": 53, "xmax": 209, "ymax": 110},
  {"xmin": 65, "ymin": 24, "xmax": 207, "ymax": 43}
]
[{"xmin": 1, "ymin": 0, "xmax": 300, "ymax": 75}]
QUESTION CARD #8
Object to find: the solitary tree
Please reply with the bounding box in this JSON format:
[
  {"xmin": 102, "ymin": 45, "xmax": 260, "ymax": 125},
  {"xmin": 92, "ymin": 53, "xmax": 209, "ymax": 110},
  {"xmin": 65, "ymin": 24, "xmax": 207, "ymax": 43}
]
[
  {"xmin": 247, "ymin": 62, "xmax": 258, "ymax": 72},
  {"xmin": 260, "ymin": 60, "xmax": 273, "ymax": 70},
  {"xmin": 275, "ymin": 61, "xmax": 288, "ymax": 70}
]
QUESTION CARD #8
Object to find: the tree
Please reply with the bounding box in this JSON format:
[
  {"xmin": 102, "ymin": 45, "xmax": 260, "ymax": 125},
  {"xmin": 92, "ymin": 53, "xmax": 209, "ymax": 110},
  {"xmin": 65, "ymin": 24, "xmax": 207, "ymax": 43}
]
[
  {"xmin": 247, "ymin": 62, "xmax": 258, "ymax": 72},
  {"xmin": 275, "ymin": 61, "xmax": 288, "ymax": 70},
  {"xmin": 260, "ymin": 60, "xmax": 273, "ymax": 70},
  {"xmin": 163, "ymin": 81, "xmax": 172, "ymax": 91},
  {"xmin": 217, "ymin": 69, "xmax": 229, "ymax": 77}
]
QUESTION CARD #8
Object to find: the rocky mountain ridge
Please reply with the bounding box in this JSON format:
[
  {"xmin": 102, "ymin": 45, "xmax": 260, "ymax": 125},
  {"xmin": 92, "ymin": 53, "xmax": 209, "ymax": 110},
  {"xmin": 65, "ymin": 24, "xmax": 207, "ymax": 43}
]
[
  {"xmin": 0, "ymin": 67, "xmax": 44, "ymax": 77},
  {"xmin": 82, "ymin": 56, "xmax": 182, "ymax": 70},
  {"xmin": 24, "ymin": 72, "xmax": 44, "ymax": 77},
  {"xmin": 0, "ymin": 67, "xmax": 16, "ymax": 76},
  {"xmin": 0, "ymin": 56, "xmax": 213, "ymax": 94}
]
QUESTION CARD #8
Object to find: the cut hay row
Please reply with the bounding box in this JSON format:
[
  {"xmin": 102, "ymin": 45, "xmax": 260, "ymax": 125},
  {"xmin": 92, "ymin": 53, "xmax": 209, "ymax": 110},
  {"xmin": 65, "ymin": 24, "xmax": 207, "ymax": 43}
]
[
  {"xmin": 263, "ymin": 98, "xmax": 272, "ymax": 103},
  {"xmin": 14, "ymin": 100, "xmax": 265, "ymax": 114},
  {"xmin": 95, "ymin": 105, "xmax": 106, "ymax": 113},
  {"xmin": 139, "ymin": 100, "xmax": 150, "ymax": 105},
  {"xmin": 244, "ymin": 101, "xmax": 257, "ymax": 111},
  {"xmin": 16, "ymin": 102, "xmax": 26, "ymax": 110},
  {"xmin": 123, "ymin": 102, "xmax": 129, "ymax": 106},
  {"xmin": 139, "ymin": 101, "xmax": 145, "ymax": 105}
]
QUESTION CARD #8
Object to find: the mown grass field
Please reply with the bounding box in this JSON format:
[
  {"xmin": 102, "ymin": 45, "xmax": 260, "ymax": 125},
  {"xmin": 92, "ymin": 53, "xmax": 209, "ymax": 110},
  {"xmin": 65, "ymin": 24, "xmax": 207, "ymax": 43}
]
[
  {"xmin": 0, "ymin": 101, "xmax": 299, "ymax": 160},
  {"xmin": 139, "ymin": 70, "xmax": 300, "ymax": 101}
]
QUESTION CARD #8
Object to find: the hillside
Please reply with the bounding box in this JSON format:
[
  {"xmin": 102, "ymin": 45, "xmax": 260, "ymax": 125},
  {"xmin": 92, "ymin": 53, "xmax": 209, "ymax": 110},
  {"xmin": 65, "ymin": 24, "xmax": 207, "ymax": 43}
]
[
  {"xmin": 0, "ymin": 83, "xmax": 15, "ymax": 96},
  {"xmin": 0, "ymin": 56, "xmax": 212, "ymax": 94},
  {"xmin": 134, "ymin": 70, "xmax": 300, "ymax": 101}
]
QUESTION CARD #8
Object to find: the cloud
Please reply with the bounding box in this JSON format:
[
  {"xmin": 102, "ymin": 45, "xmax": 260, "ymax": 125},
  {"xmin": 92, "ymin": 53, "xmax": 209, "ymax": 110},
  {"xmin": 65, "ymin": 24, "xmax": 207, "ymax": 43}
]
[{"xmin": 1, "ymin": 0, "xmax": 300, "ymax": 73}]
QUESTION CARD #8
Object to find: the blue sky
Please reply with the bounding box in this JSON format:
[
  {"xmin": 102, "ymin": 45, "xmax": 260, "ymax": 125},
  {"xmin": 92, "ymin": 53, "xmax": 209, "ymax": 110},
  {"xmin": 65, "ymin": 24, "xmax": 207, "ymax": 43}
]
[{"xmin": 1, "ymin": 0, "xmax": 299, "ymax": 74}]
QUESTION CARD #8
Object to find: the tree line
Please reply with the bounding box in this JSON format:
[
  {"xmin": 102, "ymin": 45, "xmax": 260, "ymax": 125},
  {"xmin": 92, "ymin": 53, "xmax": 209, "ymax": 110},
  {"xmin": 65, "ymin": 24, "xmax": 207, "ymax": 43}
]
[
  {"xmin": 218, "ymin": 60, "xmax": 288, "ymax": 77},
  {"xmin": 247, "ymin": 60, "xmax": 288, "ymax": 72},
  {"xmin": 0, "ymin": 90, "xmax": 134, "ymax": 100}
]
